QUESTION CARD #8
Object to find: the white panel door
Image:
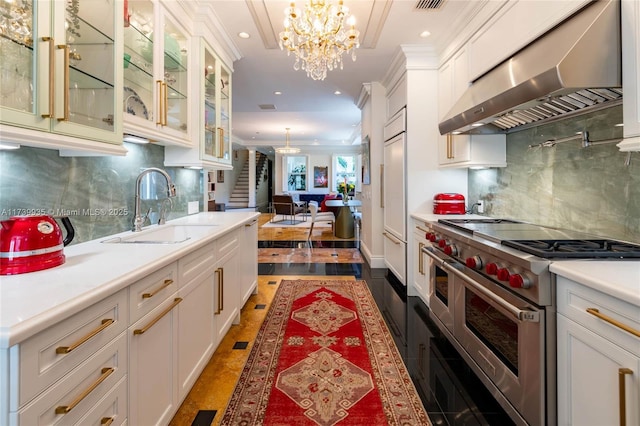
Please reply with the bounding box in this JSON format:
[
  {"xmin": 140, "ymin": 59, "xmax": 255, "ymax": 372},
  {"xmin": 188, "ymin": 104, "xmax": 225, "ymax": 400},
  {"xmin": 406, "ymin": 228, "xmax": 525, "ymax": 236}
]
[{"xmin": 383, "ymin": 133, "xmax": 406, "ymax": 241}]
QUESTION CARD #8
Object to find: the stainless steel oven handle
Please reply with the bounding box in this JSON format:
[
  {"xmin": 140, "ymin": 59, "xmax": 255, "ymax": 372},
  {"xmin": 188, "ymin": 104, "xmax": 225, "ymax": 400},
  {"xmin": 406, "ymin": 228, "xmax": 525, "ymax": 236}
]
[
  {"xmin": 421, "ymin": 246, "xmax": 447, "ymax": 267},
  {"xmin": 434, "ymin": 255, "xmax": 540, "ymax": 323}
]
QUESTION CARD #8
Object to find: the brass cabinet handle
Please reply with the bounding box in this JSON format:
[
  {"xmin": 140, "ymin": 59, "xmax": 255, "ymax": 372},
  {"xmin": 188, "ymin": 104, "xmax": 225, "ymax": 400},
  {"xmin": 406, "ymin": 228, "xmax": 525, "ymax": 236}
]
[
  {"xmin": 101, "ymin": 417, "xmax": 114, "ymax": 426},
  {"xmin": 418, "ymin": 242, "xmax": 425, "ymax": 275},
  {"xmin": 214, "ymin": 267, "xmax": 223, "ymax": 314},
  {"xmin": 55, "ymin": 367, "xmax": 114, "ymax": 414},
  {"xmin": 156, "ymin": 80, "xmax": 163, "ymax": 125},
  {"xmin": 217, "ymin": 127, "xmax": 224, "ymax": 158},
  {"xmin": 380, "ymin": 165, "xmax": 384, "ymax": 208},
  {"xmin": 133, "ymin": 298, "xmax": 182, "ymax": 335},
  {"xmin": 245, "ymin": 220, "xmax": 257, "ymax": 227},
  {"xmin": 586, "ymin": 308, "xmax": 640, "ymax": 338},
  {"xmin": 41, "ymin": 37, "xmax": 55, "ymax": 118},
  {"xmin": 56, "ymin": 319, "xmax": 114, "ymax": 354},
  {"xmin": 383, "ymin": 232, "xmax": 401, "ymax": 245},
  {"xmin": 619, "ymin": 368, "xmax": 633, "ymax": 426},
  {"xmin": 56, "ymin": 44, "xmax": 70, "ymax": 121},
  {"xmin": 142, "ymin": 279, "xmax": 174, "ymax": 299},
  {"xmin": 415, "ymin": 226, "xmax": 429, "ymax": 233},
  {"xmin": 163, "ymin": 82, "xmax": 168, "ymax": 126}
]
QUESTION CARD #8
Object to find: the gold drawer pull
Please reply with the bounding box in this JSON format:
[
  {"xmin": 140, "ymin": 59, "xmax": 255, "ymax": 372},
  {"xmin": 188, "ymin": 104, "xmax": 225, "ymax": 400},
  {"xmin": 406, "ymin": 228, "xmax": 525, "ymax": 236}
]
[
  {"xmin": 41, "ymin": 37, "xmax": 55, "ymax": 118},
  {"xmin": 55, "ymin": 367, "xmax": 114, "ymax": 414},
  {"xmin": 245, "ymin": 220, "xmax": 257, "ymax": 227},
  {"xmin": 142, "ymin": 279, "xmax": 174, "ymax": 299},
  {"xmin": 101, "ymin": 417, "xmax": 114, "ymax": 426},
  {"xmin": 134, "ymin": 298, "xmax": 182, "ymax": 335},
  {"xmin": 586, "ymin": 308, "xmax": 640, "ymax": 338},
  {"xmin": 383, "ymin": 232, "xmax": 401, "ymax": 245},
  {"xmin": 418, "ymin": 242, "xmax": 425, "ymax": 275},
  {"xmin": 215, "ymin": 267, "xmax": 224, "ymax": 314},
  {"xmin": 619, "ymin": 368, "xmax": 633, "ymax": 426},
  {"xmin": 56, "ymin": 319, "xmax": 114, "ymax": 354},
  {"xmin": 415, "ymin": 226, "xmax": 429, "ymax": 233}
]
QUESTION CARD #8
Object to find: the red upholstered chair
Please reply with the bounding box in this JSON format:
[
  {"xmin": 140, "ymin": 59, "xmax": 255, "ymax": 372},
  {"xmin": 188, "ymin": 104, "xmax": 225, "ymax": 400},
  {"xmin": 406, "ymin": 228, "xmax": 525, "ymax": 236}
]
[{"xmin": 320, "ymin": 193, "xmax": 342, "ymax": 215}]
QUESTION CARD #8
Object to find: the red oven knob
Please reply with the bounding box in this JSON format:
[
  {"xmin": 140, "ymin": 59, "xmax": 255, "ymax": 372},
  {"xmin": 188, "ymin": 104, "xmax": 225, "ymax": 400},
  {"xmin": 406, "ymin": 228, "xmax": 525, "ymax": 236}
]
[
  {"xmin": 509, "ymin": 274, "xmax": 532, "ymax": 289},
  {"xmin": 497, "ymin": 268, "xmax": 511, "ymax": 282},
  {"xmin": 438, "ymin": 239, "xmax": 448, "ymax": 248},
  {"xmin": 466, "ymin": 256, "xmax": 483, "ymax": 270},
  {"xmin": 485, "ymin": 262, "xmax": 500, "ymax": 275},
  {"xmin": 426, "ymin": 232, "xmax": 437, "ymax": 242},
  {"xmin": 444, "ymin": 244, "xmax": 458, "ymax": 256}
]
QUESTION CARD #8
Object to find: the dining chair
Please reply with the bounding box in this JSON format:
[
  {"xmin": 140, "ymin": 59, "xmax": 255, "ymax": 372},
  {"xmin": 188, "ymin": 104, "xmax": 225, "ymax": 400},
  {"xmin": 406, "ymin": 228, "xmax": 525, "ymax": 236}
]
[{"xmin": 307, "ymin": 202, "xmax": 335, "ymax": 240}]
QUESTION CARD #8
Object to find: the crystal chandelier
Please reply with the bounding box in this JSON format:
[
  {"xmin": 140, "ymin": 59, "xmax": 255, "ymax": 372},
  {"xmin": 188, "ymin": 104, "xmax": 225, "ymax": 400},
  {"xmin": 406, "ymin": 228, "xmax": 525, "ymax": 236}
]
[
  {"xmin": 279, "ymin": 0, "xmax": 360, "ymax": 81},
  {"xmin": 275, "ymin": 128, "xmax": 301, "ymax": 154}
]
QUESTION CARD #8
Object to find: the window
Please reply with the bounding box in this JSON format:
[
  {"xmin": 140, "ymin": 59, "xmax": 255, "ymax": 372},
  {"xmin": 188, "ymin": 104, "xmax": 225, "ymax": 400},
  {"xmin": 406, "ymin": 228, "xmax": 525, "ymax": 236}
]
[
  {"xmin": 334, "ymin": 154, "xmax": 357, "ymax": 196},
  {"xmin": 284, "ymin": 156, "xmax": 307, "ymax": 191}
]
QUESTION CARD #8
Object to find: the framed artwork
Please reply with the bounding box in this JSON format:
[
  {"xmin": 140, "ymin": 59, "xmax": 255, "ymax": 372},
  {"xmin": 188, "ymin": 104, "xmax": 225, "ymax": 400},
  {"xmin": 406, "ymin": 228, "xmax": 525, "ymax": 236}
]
[
  {"xmin": 217, "ymin": 170, "xmax": 224, "ymax": 183},
  {"xmin": 361, "ymin": 136, "xmax": 371, "ymax": 185},
  {"xmin": 314, "ymin": 166, "xmax": 328, "ymax": 188}
]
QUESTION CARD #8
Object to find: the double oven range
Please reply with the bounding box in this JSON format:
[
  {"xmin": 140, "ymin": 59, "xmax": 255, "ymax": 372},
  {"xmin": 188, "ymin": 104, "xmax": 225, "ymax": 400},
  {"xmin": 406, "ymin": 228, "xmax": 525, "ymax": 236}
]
[{"xmin": 422, "ymin": 218, "xmax": 640, "ymax": 426}]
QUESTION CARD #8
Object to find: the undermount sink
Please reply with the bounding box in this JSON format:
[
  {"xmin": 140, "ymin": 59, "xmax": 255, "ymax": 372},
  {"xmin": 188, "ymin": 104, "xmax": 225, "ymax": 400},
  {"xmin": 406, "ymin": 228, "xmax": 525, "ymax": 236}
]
[{"xmin": 102, "ymin": 224, "xmax": 218, "ymax": 244}]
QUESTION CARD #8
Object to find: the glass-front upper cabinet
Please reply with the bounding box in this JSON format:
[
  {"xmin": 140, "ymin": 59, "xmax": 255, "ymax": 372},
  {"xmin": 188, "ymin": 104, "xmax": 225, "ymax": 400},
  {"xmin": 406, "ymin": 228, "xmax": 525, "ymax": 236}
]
[
  {"xmin": 0, "ymin": 0, "xmax": 123, "ymax": 147},
  {"xmin": 123, "ymin": 0, "xmax": 190, "ymax": 146},
  {"xmin": 165, "ymin": 37, "xmax": 232, "ymax": 169}
]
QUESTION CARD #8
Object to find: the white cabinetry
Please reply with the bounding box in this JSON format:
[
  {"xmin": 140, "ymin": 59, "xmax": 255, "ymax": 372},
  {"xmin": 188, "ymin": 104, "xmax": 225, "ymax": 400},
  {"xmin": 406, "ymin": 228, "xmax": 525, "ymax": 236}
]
[
  {"xmin": 240, "ymin": 218, "xmax": 259, "ymax": 306},
  {"xmin": 557, "ymin": 277, "xmax": 640, "ymax": 426},
  {"xmin": 438, "ymin": 47, "xmax": 505, "ymax": 168},
  {"xmin": 619, "ymin": 0, "xmax": 640, "ymax": 151},
  {"xmin": 128, "ymin": 263, "xmax": 181, "ymax": 426},
  {"xmin": 467, "ymin": 0, "xmax": 590, "ymax": 82},
  {"xmin": 123, "ymin": 0, "xmax": 192, "ymax": 147},
  {"xmin": 383, "ymin": 117, "xmax": 407, "ymax": 285},
  {"xmin": 411, "ymin": 222, "xmax": 429, "ymax": 304},
  {"xmin": 164, "ymin": 37, "xmax": 233, "ymax": 169},
  {"xmin": 177, "ymin": 242, "xmax": 217, "ymax": 400},
  {"xmin": 214, "ymin": 229, "xmax": 241, "ymax": 341},
  {"xmin": 0, "ymin": 0, "xmax": 124, "ymax": 155},
  {"xmin": 7, "ymin": 290, "xmax": 128, "ymax": 425}
]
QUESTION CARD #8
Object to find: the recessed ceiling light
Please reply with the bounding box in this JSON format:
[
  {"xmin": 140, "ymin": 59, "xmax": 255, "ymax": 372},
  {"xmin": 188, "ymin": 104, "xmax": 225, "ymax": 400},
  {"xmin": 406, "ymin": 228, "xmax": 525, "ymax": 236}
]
[
  {"xmin": 238, "ymin": 32, "xmax": 250, "ymax": 39},
  {"xmin": 334, "ymin": 90, "xmax": 341, "ymax": 95},
  {"xmin": 420, "ymin": 30, "xmax": 431, "ymax": 38},
  {"xmin": 274, "ymin": 91, "xmax": 282, "ymax": 95}
]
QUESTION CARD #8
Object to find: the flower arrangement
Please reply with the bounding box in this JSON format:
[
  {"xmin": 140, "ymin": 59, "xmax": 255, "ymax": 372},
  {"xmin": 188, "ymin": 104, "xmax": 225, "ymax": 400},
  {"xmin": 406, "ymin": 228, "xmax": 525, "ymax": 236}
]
[{"xmin": 337, "ymin": 181, "xmax": 355, "ymax": 197}]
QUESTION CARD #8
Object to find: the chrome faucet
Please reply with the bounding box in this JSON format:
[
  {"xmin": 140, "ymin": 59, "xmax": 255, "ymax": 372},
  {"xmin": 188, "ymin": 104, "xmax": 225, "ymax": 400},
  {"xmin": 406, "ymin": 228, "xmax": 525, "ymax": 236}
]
[{"xmin": 133, "ymin": 168, "xmax": 177, "ymax": 232}]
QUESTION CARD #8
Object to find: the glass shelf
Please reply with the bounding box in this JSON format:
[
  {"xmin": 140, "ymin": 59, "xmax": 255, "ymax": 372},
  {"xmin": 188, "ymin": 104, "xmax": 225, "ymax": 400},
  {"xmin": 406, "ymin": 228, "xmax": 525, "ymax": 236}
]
[{"xmin": 68, "ymin": 14, "xmax": 114, "ymax": 45}]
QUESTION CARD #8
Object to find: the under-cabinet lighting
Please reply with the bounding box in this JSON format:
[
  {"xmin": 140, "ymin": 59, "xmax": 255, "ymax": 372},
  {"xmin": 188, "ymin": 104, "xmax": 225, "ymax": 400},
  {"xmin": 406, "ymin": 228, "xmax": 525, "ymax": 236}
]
[
  {"xmin": 123, "ymin": 134, "xmax": 149, "ymax": 144},
  {"xmin": 184, "ymin": 166, "xmax": 203, "ymax": 170},
  {"xmin": 0, "ymin": 142, "xmax": 20, "ymax": 150},
  {"xmin": 471, "ymin": 123, "xmax": 484, "ymax": 127}
]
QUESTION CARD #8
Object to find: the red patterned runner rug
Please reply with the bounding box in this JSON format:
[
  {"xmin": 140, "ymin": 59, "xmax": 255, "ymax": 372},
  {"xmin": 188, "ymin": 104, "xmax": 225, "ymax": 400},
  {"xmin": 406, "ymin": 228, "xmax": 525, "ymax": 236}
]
[{"xmin": 220, "ymin": 279, "xmax": 430, "ymax": 425}]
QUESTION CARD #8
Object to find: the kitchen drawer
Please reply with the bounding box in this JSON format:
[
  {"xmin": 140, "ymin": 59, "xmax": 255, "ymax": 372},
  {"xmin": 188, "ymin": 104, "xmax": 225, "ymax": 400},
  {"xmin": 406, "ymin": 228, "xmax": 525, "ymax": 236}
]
[
  {"xmin": 13, "ymin": 332, "xmax": 127, "ymax": 425},
  {"xmin": 215, "ymin": 229, "xmax": 239, "ymax": 262},
  {"xmin": 74, "ymin": 375, "xmax": 127, "ymax": 426},
  {"xmin": 178, "ymin": 241, "xmax": 216, "ymax": 288},
  {"xmin": 557, "ymin": 277, "xmax": 640, "ymax": 357},
  {"xmin": 15, "ymin": 289, "xmax": 127, "ymax": 408},
  {"xmin": 129, "ymin": 262, "xmax": 178, "ymax": 324}
]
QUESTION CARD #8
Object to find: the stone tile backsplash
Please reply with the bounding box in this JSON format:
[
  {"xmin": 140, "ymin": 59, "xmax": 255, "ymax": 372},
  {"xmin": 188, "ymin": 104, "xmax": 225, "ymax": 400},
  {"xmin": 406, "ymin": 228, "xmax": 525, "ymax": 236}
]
[
  {"xmin": 468, "ymin": 105, "xmax": 640, "ymax": 243},
  {"xmin": 0, "ymin": 143, "xmax": 203, "ymax": 244}
]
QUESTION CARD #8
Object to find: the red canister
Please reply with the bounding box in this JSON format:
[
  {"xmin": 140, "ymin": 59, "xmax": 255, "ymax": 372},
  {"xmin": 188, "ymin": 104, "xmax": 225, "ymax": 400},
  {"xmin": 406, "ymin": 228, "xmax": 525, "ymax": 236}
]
[{"xmin": 433, "ymin": 193, "xmax": 466, "ymax": 214}]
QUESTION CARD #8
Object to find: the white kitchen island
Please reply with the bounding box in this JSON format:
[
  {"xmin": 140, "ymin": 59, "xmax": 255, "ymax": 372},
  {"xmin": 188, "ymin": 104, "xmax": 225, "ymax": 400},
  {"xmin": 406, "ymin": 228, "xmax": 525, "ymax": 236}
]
[{"xmin": 0, "ymin": 211, "xmax": 259, "ymax": 425}]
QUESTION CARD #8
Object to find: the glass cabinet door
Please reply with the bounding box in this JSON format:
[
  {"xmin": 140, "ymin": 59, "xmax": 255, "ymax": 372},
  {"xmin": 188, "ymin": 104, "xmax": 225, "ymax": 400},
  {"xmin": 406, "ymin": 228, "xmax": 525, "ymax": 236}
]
[
  {"xmin": 123, "ymin": 0, "xmax": 155, "ymax": 125},
  {"xmin": 0, "ymin": 0, "xmax": 121, "ymax": 145},
  {"xmin": 0, "ymin": 0, "xmax": 36, "ymax": 119},
  {"xmin": 203, "ymin": 46, "xmax": 217, "ymax": 159},
  {"xmin": 218, "ymin": 63, "xmax": 230, "ymax": 162},
  {"xmin": 59, "ymin": 0, "xmax": 116, "ymax": 132},
  {"xmin": 161, "ymin": 13, "xmax": 188, "ymax": 135}
]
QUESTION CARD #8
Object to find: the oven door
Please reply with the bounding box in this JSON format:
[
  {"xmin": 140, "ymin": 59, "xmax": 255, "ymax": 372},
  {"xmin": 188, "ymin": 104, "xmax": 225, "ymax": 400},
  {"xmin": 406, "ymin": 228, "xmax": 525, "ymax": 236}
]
[
  {"xmin": 422, "ymin": 246, "xmax": 456, "ymax": 336},
  {"xmin": 446, "ymin": 263, "xmax": 546, "ymax": 426}
]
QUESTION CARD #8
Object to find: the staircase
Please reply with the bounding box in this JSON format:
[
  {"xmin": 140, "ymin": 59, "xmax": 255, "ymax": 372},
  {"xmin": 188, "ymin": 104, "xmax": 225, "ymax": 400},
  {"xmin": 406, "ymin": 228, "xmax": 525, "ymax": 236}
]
[{"xmin": 227, "ymin": 152, "xmax": 268, "ymax": 209}]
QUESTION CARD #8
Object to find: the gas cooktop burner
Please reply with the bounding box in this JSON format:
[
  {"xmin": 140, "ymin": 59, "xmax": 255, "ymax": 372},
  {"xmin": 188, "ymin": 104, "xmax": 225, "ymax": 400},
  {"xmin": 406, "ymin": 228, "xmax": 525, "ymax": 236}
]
[{"xmin": 502, "ymin": 239, "xmax": 640, "ymax": 259}]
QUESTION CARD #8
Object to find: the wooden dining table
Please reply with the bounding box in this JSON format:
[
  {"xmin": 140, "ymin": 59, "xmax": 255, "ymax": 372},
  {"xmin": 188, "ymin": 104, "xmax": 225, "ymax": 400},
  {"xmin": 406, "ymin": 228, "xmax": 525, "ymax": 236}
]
[{"xmin": 324, "ymin": 199, "xmax": 362, "ymax": 238}]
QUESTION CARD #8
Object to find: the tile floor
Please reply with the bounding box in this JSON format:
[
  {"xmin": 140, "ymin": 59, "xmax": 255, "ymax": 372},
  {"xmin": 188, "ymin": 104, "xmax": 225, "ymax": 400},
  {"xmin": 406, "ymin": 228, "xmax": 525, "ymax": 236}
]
[{"xmin": 169, "ymin": 213, "xmax": 514, "ymax": 426}]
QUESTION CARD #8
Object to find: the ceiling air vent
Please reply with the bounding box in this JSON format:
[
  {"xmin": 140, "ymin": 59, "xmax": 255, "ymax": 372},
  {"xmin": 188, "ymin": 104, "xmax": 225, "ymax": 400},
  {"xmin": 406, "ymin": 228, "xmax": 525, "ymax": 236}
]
[
  {"xmin": 258, "ymin": 104, "xmax": 276, "ymax": 110},
  {"xmin": 415, "ymin": 0, "xmax": 446, "ymax": 10}
]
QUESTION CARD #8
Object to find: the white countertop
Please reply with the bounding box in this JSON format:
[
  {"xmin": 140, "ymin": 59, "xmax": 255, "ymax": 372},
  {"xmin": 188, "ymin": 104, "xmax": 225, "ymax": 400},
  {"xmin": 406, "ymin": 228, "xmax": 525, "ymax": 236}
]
[
  {"xmin": 0, "ymin": 211, "xmax": 259, "ymax": 348},
  {"xmin": 411, "ymin": 212, "xmax": 486, "ymax": 222},
  {"xmin": 550, "ymin": 261, "xmax": 640, "ymax": 307}
]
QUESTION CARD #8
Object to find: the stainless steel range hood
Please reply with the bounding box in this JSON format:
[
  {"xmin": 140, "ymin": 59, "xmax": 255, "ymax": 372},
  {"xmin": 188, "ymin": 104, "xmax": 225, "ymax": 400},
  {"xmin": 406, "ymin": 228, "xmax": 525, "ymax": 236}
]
[{"xmin": 439, "ymin": 0, "xmax": 622, "ymax": 135}]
